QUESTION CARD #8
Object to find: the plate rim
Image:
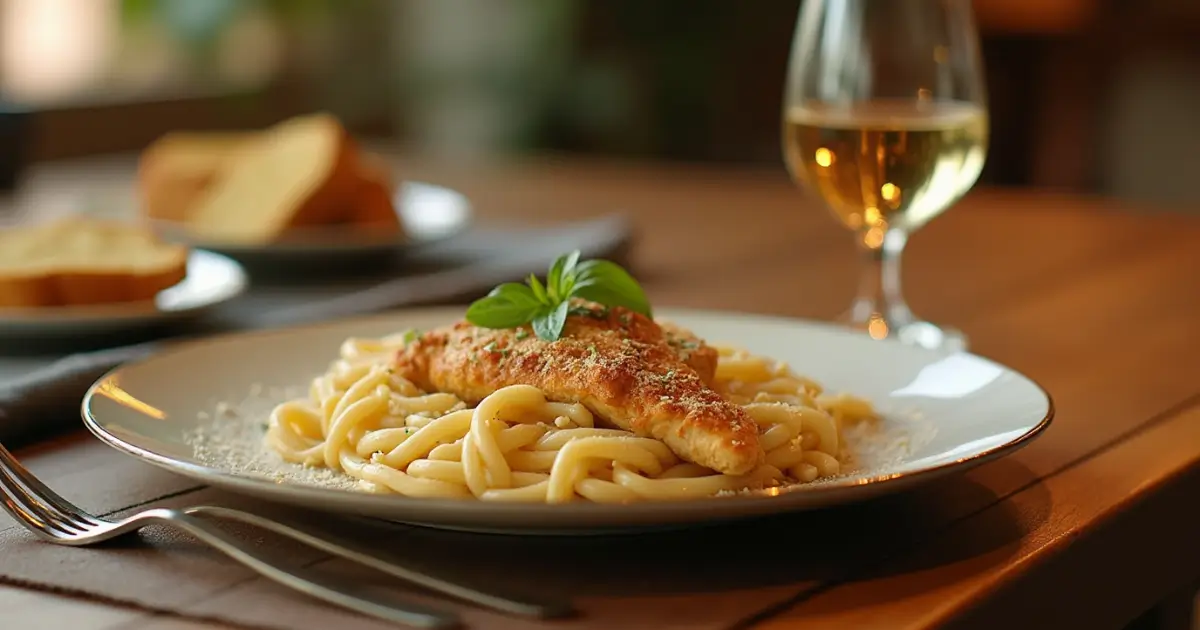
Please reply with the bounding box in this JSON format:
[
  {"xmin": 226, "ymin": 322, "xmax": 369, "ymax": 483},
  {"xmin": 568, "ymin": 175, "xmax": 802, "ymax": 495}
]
[
  {"xmin": 79, "ymin": 306, "xmax": 1056, "ymax": 526},
  {"xmin": 0, "ymin": 249, "xmax": 248, "ymax": 325}
]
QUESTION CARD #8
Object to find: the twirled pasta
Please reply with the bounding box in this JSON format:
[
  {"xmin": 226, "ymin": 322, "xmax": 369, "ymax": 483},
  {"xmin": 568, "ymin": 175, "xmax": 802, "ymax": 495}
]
[{"xmin": 264, "ymin": 333, "xmax": 878, "ymax": 502}]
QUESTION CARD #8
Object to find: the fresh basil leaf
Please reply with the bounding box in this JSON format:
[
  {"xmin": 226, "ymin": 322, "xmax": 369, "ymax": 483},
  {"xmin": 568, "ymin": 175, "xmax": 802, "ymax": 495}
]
[
  {"xmin": 402, "ymin": 328, "xmax": 420, "ymax": 344},
  {"xmin": 546, "ymin": 253, "xmax": 566, "ymax": 302},
  {"xmin": 572, "ymin": 260, "xmax": 652, "ymax": 317},
  {"xmin": 531, "ymin": 300, "xmax": 570, "ymax": 341},
  {"xmin": 465, "ymin": 252, "xmax": 650, "ymax": 336},
  {"xmin": 560, "ymin": 250, "xmax": 581, "ymax": 278},
  {"xmin": 546, "ymin": 250, "xmax": 584, "ymax": 303},
  {"xmin": 488, "ymin": 282, "xmax": 540, "ymax": 306},
  {"xmin": 466, "ymin": 295, "xmax": 542, "ymax": 329},
  {"xmin": 528, "ymin": 273, "xmax": 550, "ymax": 305},
  {"xmin": 557, "ymin": 250, "xmax": 581, "ymax": 297}
]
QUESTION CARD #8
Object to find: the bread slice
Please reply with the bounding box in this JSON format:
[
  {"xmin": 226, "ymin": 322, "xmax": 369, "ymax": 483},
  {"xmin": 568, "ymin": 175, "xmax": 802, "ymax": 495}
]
[
  {"xmin": 183, "ymin": 113, "xmax": 360, "ymax": 244},
  {"xmin": 0, "ymin": 218, "xmax": 188, "ymax": 308},
  {"xmin": 136, "ymin": 116, "xmax": 406, "ymax": 242},
  {"xmin": 138, "ymin": 132, "xmax": 256, "ymax": 222}
]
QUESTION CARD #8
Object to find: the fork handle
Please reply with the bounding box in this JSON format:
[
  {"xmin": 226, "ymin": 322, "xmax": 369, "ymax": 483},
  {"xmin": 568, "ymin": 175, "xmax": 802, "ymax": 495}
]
[
  {"xmin": 185, "ymin": 506, "xmax": 574, "ymax": 619},
  {"xmin": 138, "ymin": 511, "xmax": 460, "ymax": 629}
]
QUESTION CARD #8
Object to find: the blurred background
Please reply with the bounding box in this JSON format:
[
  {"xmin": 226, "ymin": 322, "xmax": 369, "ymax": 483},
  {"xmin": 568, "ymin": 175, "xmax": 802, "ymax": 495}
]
[{"xmin": 1, "ymin": 0, "xmax": 1199, "ymax": 206}]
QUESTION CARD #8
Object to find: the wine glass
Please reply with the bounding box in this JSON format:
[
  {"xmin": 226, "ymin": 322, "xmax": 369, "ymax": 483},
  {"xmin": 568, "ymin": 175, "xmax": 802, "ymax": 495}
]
[{"xmin": 782, "ymin": 0, "xmax": 988, "ymax": 352}]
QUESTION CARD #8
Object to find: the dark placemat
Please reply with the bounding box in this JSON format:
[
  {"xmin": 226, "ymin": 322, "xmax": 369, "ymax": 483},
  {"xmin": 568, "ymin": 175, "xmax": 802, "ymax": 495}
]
[
  {"xmin": 0, "ymin": 438, "xmax": 833, "ymax": 630},
  {"xmin": 0, "ymin": 216, "xmax": 632, "ymax": 447}
]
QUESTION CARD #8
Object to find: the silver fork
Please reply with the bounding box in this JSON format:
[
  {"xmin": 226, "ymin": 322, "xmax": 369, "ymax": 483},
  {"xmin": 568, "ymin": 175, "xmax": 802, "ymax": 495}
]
[
  {"xmin": 0, "ymin": 442, "xmax": 569, "ymax": 627},
  {"xmin": 179, "ymin": 505, "xmax": 572, "ymax": 620}
]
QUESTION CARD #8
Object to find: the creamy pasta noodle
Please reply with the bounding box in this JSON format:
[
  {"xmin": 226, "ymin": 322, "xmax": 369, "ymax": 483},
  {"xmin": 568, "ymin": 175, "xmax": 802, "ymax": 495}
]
[{"xmin": 265, "ymin": 331, "xmax": 878, "ymax": 503}]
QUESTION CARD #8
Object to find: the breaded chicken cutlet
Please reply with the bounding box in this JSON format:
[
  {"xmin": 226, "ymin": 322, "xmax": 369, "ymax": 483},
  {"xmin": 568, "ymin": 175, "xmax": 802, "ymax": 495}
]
[{"xmin": 392, "ymin": 301, "xmax": 764, "ymax": 475}]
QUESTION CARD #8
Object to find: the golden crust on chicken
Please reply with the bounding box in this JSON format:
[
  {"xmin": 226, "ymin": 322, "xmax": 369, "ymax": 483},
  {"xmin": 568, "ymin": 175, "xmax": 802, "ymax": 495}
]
[{"xmin": 392, "ymin": 302, "xmax": 764, "ymax": 475}]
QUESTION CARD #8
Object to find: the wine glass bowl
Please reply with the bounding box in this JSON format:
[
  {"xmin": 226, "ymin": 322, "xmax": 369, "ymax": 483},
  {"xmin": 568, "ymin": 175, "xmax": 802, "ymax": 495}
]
[{"xmin": 782, "ymin": 0, "xmax": 988, "ymax": 352}]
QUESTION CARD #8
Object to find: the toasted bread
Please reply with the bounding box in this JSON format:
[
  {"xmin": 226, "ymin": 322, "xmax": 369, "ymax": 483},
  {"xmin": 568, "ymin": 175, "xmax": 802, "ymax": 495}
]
[
  {"xmin": 137, "ymin": 132, "xmax": 256, "ymax": 222},
  {"xmin": 184, "ymin": 113, "xmax": 361, "ymax": 244},
  {"xmin": 137, "ymin": 114, "xmax": 405, "ymax": 242},
  {"xmin": 0, "ymin": 218, "xmax": 188, "ymax": 308}
]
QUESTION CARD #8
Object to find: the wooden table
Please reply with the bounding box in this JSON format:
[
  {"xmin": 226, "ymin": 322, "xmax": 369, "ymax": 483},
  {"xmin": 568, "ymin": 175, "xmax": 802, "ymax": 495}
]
[{"xmin": 4, "ymin": 154, "xmax": 1200, "ymax": 630}]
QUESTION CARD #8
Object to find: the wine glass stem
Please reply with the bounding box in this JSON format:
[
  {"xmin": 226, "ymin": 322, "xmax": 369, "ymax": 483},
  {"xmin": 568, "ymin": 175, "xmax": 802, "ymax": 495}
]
[{"xmin": 850, "ymin": 229, "xmax": 913, "ymax": 337}]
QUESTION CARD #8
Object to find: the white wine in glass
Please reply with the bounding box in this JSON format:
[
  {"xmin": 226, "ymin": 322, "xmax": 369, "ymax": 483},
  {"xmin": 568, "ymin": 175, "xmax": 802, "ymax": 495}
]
[{"xmin": 782, "ymin": 0, "xmax": 989, "ymax": 352}]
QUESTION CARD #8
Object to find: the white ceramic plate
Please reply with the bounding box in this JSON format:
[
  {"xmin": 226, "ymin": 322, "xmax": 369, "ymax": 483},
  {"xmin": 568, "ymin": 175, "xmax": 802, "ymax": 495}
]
[
  {"xmin": 81, "ymin": 307, "xmax": 1053, "ymax": 534},
  {"xmin": 0, "ymin": 250, "xmax": 247, "ymax": 339},
  {"xmin": 150, "ymin": 181, "xmax": 472, "ymax": 269}
]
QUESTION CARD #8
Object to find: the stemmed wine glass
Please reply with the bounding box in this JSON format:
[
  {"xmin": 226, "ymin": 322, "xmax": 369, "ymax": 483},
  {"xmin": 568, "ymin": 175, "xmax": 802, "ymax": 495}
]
[{"xmin": 782, "ymin": 0, "xmax": 988, "ymax": 352}]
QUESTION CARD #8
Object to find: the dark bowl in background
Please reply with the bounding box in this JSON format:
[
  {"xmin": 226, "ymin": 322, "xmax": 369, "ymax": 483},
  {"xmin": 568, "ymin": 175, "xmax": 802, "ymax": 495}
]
[{"xmin": 0, "ymin": 104, "xmax": 31, "ymax": 193}]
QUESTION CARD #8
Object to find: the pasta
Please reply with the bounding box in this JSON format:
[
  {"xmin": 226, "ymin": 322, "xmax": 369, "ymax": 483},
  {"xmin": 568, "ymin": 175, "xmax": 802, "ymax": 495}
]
[{"xmin": 264, "ymin": 332, "xmax": 878, "ymax": 503}]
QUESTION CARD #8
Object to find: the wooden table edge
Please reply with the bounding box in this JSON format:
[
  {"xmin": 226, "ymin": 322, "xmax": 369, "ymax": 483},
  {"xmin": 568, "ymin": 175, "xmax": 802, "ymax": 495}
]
[{"xmin": 752, "ymin": 396, "xmax": 1200, "ymax": 630}]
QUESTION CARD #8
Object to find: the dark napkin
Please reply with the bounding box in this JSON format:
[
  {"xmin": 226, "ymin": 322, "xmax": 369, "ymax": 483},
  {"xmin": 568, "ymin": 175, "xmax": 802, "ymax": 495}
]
[{"xmin": 0, "ymin": 215, "xmax": 632, "ymax": 446}]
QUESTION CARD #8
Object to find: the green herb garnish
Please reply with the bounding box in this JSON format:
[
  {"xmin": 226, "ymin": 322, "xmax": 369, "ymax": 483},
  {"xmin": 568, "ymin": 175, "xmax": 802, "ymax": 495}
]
[
  {"xmin": 669, "ymin": 338, "xmax": 699, "ymax": 350},
  {"xmin": 402, "ymin": 329, "xmax": 420, "ymax": 345},
  {"xmin": 569, "ymin": 304, "xmax": 610, "ymax": 319},
  {"xmin": 483, "ymin": 341, "xmax": 510, "ymax": 357},
  {"xmin": 465, "ymin": 251, "xmax": 651, "ymax": 341}
]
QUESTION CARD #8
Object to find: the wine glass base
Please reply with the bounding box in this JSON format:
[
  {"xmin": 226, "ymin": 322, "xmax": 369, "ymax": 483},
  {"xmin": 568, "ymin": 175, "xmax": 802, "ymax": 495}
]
[
  {"xmin": 896, "ymin": 321, "xmax": 968, "ymax": 354},
  {"xmin": 834, "ymin": 312, "xmax": 968, "ymax": 353}
]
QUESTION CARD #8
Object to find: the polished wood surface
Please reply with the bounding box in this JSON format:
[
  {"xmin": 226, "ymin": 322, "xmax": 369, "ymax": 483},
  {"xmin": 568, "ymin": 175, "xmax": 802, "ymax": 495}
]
[{"xmin": 2, "ymin": 154, "xmax": 1199, "ymax": 629}]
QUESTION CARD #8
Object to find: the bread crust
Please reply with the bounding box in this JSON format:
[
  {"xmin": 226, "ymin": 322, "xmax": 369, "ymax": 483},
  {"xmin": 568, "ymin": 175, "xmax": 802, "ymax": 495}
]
[
  {"xmin": 279, "ymin": 121, "xmax": 362, "ymax": 230},
  {"xmin": 346, "ymin": 152, "xmax": 404, "ymax": 236}
]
